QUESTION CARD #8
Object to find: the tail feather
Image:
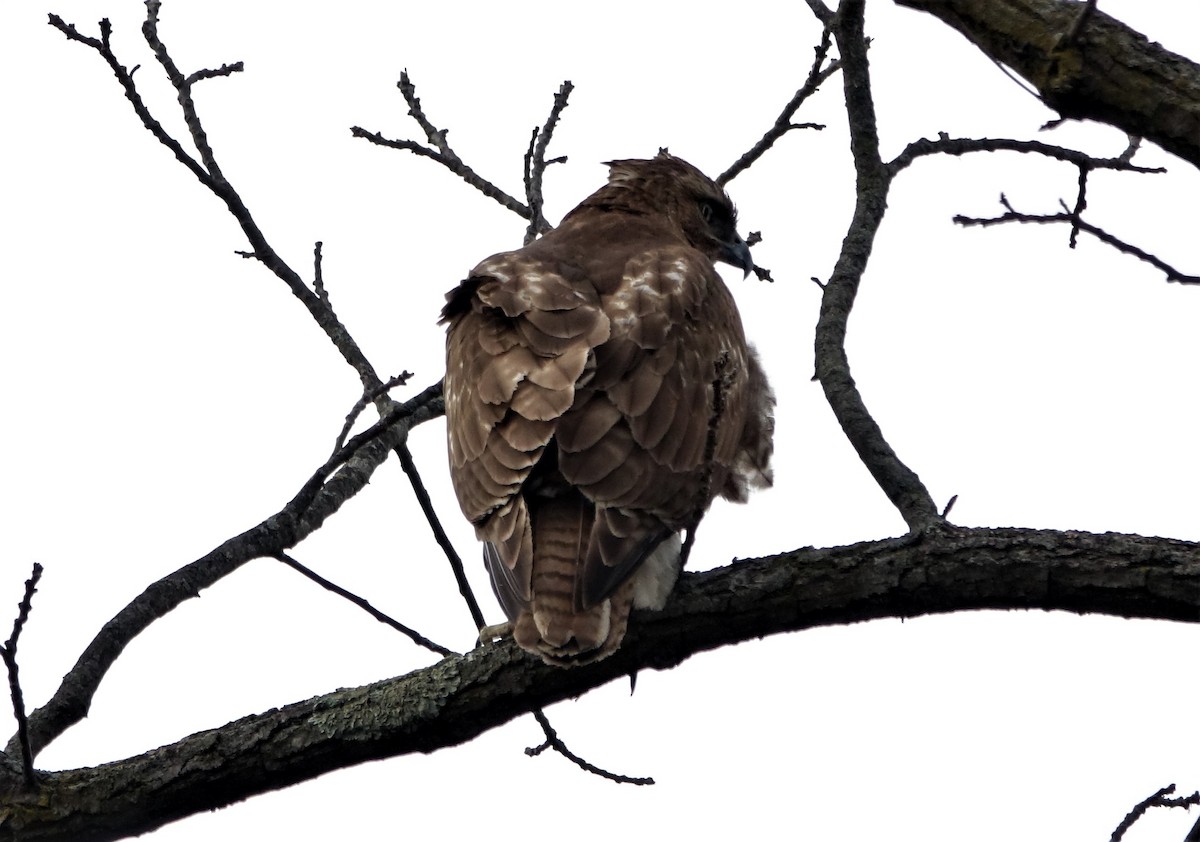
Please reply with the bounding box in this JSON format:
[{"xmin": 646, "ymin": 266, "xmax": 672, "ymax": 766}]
[{"xmin": 511, "ymin": 493, "xmax": 635, "ymax": 666}]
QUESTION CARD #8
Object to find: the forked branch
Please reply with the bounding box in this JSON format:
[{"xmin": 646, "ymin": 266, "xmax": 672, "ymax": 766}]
[
  {"xmin": 809, "ymin": 0, "xmax": 943, "ymax": 533},
  {"xmin": 719, "ymin": 22, "xmax": 838, "ymax": 185},
  {"xmin": 352, "ymin": 71, "xmax": 573, "ymax": 232},
  {"xmin": 954, "ymin": 194, "xmax": 1200, "ymax": 284}
]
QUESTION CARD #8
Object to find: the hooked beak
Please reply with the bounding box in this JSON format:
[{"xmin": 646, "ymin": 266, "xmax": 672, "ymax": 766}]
[{"xmin": 717, "ymin": 236, "xmax": 755, "ymax": 278}]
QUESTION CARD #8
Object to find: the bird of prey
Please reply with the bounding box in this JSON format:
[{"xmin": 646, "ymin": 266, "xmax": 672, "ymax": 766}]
[{"xmin": 441, "ymin": 152, "xmax": 774, "ymax": 666}]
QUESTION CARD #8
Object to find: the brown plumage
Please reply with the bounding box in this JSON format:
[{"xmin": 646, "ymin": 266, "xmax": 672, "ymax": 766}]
[{"xmin": 441, "ymin": 152, "xmax": 774, "ymax": 666}]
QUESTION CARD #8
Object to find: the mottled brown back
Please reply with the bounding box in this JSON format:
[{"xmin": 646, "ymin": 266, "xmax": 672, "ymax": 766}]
[{"xmin": 442, "ymin": 152, "xmax": 774, "ymax": 666}]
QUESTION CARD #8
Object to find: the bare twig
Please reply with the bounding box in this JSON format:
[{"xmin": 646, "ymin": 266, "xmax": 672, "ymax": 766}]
[
  {"xmin": 893, "ymin": 132, "xmax": 1188, "ymax": 282},
  {"xmin": 185, "ymin": 61, "xmax": 243, "ymax": 86},
  {"xmin": 941, "ymin": 495, "xmax": 958, "ymax": 519},
  {"xmin": 1068, "ymin": 166, "xmax": 1087, "ymax": 247},
  {"xmin": 741, "ymin": 231, "xmax": 775, "ymax": 282},
  {"xmin": 889, "ymin": 134, "xmax": 1166, "ymax": 176},
  {"xmin": 394, "ymin": 444, "xmax": 486, "ymax": 630},
  {"xmin": 313, "ymin": 241, "xmax": 330, "ymax": 309},
  {"xmin": 334, "ymin": 373, "xmax": 415, "ymax": 454},
  {"xmin": 523, "ymin": 80, "xmax": 573, "ymax": 244},
  {"xmin": 142, "ymin": 0, "xmax": 228, "ymax": 183},
  {"xmin": 47, "ymin": 14, "xmax": 214, "ymax": 189},
  {"xmin": 954, "ymin": 197, "xmax": 1200, "ymax": 284},
  {"xmin": 1110, "ymin": 784, "xmax": 1200, "ymax": 842},
  {"xmin": 720, "ymin": 24, "xmax": 837, "ymax": 185},
  {"xmin": 352, "ymin": 71, "xmax": 543, "ymax": 224},
  {"xmin": 1117, "ymin": 135, "xmax": 1142, "ymax": 164},
  {"xmin": 1, "ymin": 563, "xmax": 43, "ymax": 789},
  {"xmin": 273, "ymin": 554, "xmax": 455, "ymax": 658},
  {"xmin": 50, "ymin": 10, "xmax": 384, "ymax": 392},
  {"xmin": 526, "ymin": 709, "xmax": 654, "ymax": 785}
]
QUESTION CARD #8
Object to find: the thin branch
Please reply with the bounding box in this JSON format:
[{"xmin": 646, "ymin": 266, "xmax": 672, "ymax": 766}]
[
  {"xmin": 953, "ymin": 197, "xmax": 1200, "ymax": 284},
  {"xmin": 313, "ymin": 241, "xmax": 330, "ymax": 309},
  {"xmin": 1, "ymin": 563, "xmax": 43, "ymax": 789},
  {"xmin": 720, "ymin": 24, "xmax": 837, "ymax": 185},
  {"xmin": 273, "ymin": 554, "xmax": 455, "ymax": 658},
  {"xmin": 184, "ymin": 61, "xmax": 243, "ymax": 86},
  {"xmin": 47, "ymin": 14, "xmax": 213, "ymax": 189},
  {"xmin": 141, "ymin": 0, "xmax": 225, "ymax": 183},
  {"xmin": 352, "ymin": 126, "xmax": 533, "ymax": 220},
  {"xmin": 523, "ymin": 80, "xmax": 573, "ymax": 243},
  {"xmin": 940, "ymin": 495, "xmax": 958, "ymax": 519},
  {"xmin": 813, "ymin": 0, "xmax": 942, "ymax": 533},
  {"xmin": 889, "ymin": 134, "xmax": 1166, "ymax": 176},
  {"xmin": 525, "ymin": 709, "xmax": 654, "ymax": 785},
  {"xmin": 1110, "ymin": 784, "xmax": 1200, "ymax": 842},
  {"xmin": 351, "ymin": 70, "xmax": 540, "ymax": 224},
  {"xmin": 7, "ymin": 382, "xmax": 445, "ymax": 761},
  {"xmin": 51, "ymin": 11, "xmax": 384, "ymax": 392},
  {"xmin": 394, "ymin": 444, "xmax": 486, "ymax": 631},
  {"xmin": 1068, "ymin": 166, "xmax": 1087, "ymax": 247},
  {"xmin": 333, "ymin": 372, "xmax": 415, "ymax": 455}
]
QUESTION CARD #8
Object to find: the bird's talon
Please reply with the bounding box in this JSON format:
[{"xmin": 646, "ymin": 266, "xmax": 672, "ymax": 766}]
[{"xmin": 478, "ymin": 621, "xmax": 513, "ymax": 646}]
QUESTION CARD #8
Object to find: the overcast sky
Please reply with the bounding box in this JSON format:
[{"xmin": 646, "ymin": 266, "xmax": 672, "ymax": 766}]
[{"xmin": 2, "ymin": 1, "xmax": 1199, "ymax": 840}]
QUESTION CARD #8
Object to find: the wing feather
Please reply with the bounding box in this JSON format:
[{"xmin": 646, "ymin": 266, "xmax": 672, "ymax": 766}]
[
  {"xmin": 443, "ymin": 254, "xmax": 610, "ymax": 611},
  {"xmin": 444, "ymin": 167, "xmax": 775, "ymax": 666}
]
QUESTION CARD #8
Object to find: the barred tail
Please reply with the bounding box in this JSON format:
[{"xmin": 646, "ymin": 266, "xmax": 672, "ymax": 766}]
[{"xmin": 513, "ymin": 493, "xmax": 634, "ymax": 666}]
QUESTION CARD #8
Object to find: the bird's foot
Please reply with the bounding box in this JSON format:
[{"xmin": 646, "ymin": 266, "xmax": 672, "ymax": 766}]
[{"xmin": 477, "ymin": 621, "xmax": 513, "ymax": 646}]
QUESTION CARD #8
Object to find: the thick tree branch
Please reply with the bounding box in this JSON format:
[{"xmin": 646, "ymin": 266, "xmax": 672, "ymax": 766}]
[
  {"xmin": 893, "ymin": 0, "xmax": 1200, "ymax": 168},
  {"xmin": 2, "ymin": 526, "xmax": 1198, "ymax": 841}
]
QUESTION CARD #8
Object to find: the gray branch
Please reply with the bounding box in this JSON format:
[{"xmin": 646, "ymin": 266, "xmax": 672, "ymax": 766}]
[{"xmin": 2, "ymin": 527, "xmax": 1198, "ymax": 841}]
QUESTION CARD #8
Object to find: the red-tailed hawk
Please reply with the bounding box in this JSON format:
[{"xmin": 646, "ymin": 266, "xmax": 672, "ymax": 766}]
[{"xmin": 441, "ymin": 152, "xmax": 774, "ymax": 666}]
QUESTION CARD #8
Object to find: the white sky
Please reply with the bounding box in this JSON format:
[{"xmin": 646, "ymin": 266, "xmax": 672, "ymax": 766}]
[{"xmin": 2, "ymin": 1, "xmax": 1199, "ymax": 840}]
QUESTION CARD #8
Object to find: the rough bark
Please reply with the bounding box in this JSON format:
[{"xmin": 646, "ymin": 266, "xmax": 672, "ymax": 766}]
[
  {"xmin": 2, "ymin": 526, "xmax": 1197, "ymax": 842},
  {"xmin": 895, "ymin": 0, "xmax": 1200, "ymax": 168}
]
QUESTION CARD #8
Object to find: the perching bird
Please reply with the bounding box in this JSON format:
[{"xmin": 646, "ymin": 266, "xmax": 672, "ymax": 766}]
[{"xmin": 441, "ymin": 152, "xmax": 774, "ymax": 666}]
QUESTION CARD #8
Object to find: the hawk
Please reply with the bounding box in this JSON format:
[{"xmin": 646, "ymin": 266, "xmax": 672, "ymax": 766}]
[{"xmin": 441, "ymin": 152, "xmax": 774, "ymax": 666}]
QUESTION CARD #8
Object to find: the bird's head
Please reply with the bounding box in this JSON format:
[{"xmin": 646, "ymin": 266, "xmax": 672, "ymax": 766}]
[{"xmin": 601, "ymin": 151, "xmax": 755, "ymax": 277}]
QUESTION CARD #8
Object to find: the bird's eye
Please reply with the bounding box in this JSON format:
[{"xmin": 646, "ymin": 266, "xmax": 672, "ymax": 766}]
[{"xmin": 699, "ymin": 201, "xmax": 715, "ymax": 224}]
